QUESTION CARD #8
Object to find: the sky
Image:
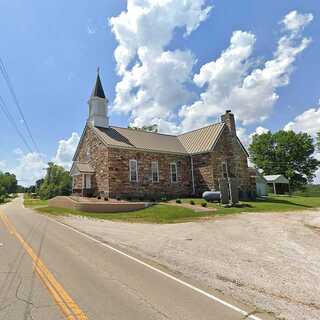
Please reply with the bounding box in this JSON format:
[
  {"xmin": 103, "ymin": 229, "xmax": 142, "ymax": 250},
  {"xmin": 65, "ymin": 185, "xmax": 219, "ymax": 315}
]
[{"xmin": 0, "ymin": 0, "xmax": 319, "ymax": 186}]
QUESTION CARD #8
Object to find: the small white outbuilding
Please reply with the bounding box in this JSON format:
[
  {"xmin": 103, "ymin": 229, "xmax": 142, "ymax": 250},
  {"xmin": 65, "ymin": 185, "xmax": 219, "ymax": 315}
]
[
  {"xmin": 249, "ymin": 168, "xmax": 268, "ymax": 197},
  {"xmin": 264, "ymin": 175, "xmax": 290, "ymax": 195}
]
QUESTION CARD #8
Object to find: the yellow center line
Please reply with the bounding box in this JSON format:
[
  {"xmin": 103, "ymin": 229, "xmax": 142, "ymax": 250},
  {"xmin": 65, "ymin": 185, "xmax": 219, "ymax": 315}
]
[{"xmin": 0, "ymin": 210, "xmax": 88, "ymax": 320}]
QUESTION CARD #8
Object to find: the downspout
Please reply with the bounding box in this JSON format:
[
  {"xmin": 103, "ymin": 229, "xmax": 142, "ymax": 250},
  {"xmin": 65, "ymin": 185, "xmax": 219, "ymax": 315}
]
[{"xmin": 190, "ymin": 155, "xmax": 196, "ymax": 195}]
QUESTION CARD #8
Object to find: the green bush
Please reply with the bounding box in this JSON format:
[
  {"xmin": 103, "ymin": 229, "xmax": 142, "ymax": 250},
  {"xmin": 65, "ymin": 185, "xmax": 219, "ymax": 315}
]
[
  {"xmin": 190, "ymin": 200, "xmax": 195, "ymax": 205},
  {"xmin": 38, "ymin": 162, "xmax": 72, "ymax": 200},
  {"xmin": 176, "ymin": 199, "xmax": 182, "ymax": 204},
  {"xmin": 0, "ymin": 195, "xmax": 6, "ymax": 204},
  {"xmin": 201, "ymin": 202, "xmax": 207, "ymax": 207}
]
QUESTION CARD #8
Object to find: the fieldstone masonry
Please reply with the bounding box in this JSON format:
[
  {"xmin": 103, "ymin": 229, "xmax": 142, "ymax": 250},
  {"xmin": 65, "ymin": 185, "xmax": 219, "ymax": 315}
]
[{"xmin": 71, "ymin": 112, "xmax": 255, "ymax": 200}]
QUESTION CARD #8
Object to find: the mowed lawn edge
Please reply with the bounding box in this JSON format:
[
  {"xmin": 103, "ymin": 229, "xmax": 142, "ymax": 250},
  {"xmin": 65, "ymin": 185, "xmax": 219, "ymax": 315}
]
[{"xmin": 23, "ymin": 195, "xmax": 320, "ymax": 224}]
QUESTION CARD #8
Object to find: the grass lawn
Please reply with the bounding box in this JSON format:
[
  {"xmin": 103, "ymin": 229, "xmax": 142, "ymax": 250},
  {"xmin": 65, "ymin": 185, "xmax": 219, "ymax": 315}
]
[
  {"xmin": 24, "ymin": 198, "xmax": 48, "ymax": 208},
  {"xmin": 36, "ymin": 204, "xmax": 202, "ymax": 224},
  {"xmin": 181, "ymin": 195, "xmax": 320, "ymax": 214},
  {"xmin": 27, "ymin": 194, "xmax": 320, "ymax": 224}
]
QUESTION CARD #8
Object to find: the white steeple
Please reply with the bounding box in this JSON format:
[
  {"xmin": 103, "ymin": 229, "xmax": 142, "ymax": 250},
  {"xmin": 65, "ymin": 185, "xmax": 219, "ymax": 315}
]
[{"xmin": 87, "ymin": 68, "xmax": 109, "ymax": 128}]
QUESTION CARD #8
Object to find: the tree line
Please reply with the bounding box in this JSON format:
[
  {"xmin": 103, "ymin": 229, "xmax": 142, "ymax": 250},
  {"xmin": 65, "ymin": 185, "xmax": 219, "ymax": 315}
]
[
  {"xmin": 250, "ymin": 130, "xmax": 320, "ymax": 190},
  {"xmin": 0, "ymin": 172, "xmax": 18, "ymax": 203},
  {"xmin": 2, "ymin": 129, "xmax": 320, "ymax": 202},
  {"xmin": 27, "ymin": 162, "xmax": 72, "ymax": 200}
]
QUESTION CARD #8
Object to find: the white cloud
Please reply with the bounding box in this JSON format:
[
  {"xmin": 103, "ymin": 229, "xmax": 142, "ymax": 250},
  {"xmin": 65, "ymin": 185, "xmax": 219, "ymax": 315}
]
[
  {"xmin": 14, "ymin": 152, "xmax": 47, "ymax": 187},
  {"xmin": 1, "ymin": 132, "xmax": 80, "ymax": 187},
  {"xmin": 111, "ymin": 7, "xmax": 313, "ymax": 134},
  {"xmin": 52, "ymin": 132, "xmax": 80, "ymax": 170},
  {"xmin": 282, "ymin": 10, "xmax": 314, "ymax": 33},
  {"xmin": 110, "ymin": 0, "xmax": 212, "ymax": 75},
  {"xmin": 284, "ymin": 107, "xmax": 320, "ymax": 137},
  {"xmin": 110, "ymin": 0, "xmax": 212, "ymax": 132},
  {"xmin": 237, "ymin": 126, "xmax": 270, "ymax": 148},
  {"xmin": 179, "ymin": 30, "xmax": 256, "ymax": 131},
  {"xmin": 180, "ymin": 10, "xmax": 312, "ymax": 130}
]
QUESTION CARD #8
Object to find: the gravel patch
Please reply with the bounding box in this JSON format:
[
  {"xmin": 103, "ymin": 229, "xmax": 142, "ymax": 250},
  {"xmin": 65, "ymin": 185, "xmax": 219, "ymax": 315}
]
[{"xmin": 61, "ymin": 210, "xmax": 320, "ymax": 320}]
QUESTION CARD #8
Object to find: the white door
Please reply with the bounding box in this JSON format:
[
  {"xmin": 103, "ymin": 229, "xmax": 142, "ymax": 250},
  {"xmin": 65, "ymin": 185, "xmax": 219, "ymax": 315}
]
[{"xmin": 85, "ymin": 174, "xmax": 91, "ymax": 189}]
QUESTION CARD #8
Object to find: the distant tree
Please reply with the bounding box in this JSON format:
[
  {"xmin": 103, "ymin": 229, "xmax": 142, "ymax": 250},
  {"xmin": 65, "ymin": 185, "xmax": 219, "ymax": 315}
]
[
  {"xmin": 249, "ymin": 130, "xmax": 320, "ymax": 190},
  {"xmin": 38, "ymin": 163, "xmax": 72, "ymax": 200},
  {"xmin": 317, "ymin": 131, "xmax": 320, "ymax": 152},
  {"xmin": 0, "ymin": 172, "xmax": 18, "ymax": 195},
  {"xmin": 128, "ymin": 124, "xmax": 158, "ymax": 133},
  {"xmin": 16, "ymin": 185, "xmax": 26, "ymax": 193},
  {"xmin": 35, "ymin": 178, "xmax": 44, "ymax": 193}
]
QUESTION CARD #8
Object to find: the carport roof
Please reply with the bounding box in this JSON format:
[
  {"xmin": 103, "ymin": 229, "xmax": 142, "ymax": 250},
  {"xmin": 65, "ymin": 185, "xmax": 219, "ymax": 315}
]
[{"xmin": 264, "ymin": 175, "xmax": 289, "ymax": 184}]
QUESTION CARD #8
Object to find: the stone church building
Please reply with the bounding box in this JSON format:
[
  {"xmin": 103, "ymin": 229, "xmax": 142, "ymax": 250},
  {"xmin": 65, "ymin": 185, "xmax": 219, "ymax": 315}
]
[{"xmin": 71, "ymin": 73, "xmax": 253, "ymax": 199}]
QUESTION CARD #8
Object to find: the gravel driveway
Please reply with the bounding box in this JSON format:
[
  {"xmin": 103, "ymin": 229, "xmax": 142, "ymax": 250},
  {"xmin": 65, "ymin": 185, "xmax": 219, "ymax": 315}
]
[{"xmin": 61, "ymin": 210, "xmax": 320, "ymax": 320}]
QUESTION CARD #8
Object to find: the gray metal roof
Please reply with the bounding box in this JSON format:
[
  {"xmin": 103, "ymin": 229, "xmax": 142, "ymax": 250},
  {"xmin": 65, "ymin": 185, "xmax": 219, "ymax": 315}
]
[
  {"xmin": 93, "ymin": 126, "xmax": 187, "ymax": 154},
  {"xmin": 92, "ymin": 123, "xmax": 226, "ymax": 155},
  {"xmin": 264, "ymin": 175, "xmax": 289, "ymax": 184},
  {"xmin": 178, "ymin": 123, "xmax": 225, "ymax": 154}
]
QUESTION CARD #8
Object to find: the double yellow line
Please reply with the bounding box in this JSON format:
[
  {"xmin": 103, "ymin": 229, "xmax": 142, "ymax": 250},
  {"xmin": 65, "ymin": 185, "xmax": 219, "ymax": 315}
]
[{"xmin": 0, "ymin": 211, "xmax": 87, "ymax": 320}]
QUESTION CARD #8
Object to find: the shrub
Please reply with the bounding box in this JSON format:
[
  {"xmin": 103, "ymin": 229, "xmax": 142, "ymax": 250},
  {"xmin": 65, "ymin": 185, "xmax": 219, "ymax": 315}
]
[
  {"xmin": 190, "ymin": 200, "xmax": 195, "ymax": 205},
  {"xmin": 176, "ymin": 199, "xmax": 182, "ymax": 204},
  {"xmin": 97, "ymin": 196, "xmax": 101, "ymax": 200},
  {"xmin": 0, "ymin": 195, "xmax": 6, "ymax": 204},
  {"xmin": 201, "ymin": 202, "xmax": 207, "ymax": 207},
  {"xmin": 104, "ymin": 197, "xmax": 109, "ymax": 201},
  {"xmin": 116, "ymin": 196, "xmax": 121, "ymax": 201}
]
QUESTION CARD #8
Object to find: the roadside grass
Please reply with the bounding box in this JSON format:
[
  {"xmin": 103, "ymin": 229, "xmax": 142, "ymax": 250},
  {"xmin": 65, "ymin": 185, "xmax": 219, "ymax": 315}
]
[
  {"xmin": 181, "ymin": 195, "xmax": 320, "ymax": 215},
  {"xmin": 35, "ymin": 205, "xmax": 204, "ymax": 224},
  {"xmin": 24, "ymin": 198, "xmax": 48, "ymax": 208},
  {"xmin": 28, "ymin": 195, "xmax": 320, "ymax": 224}
]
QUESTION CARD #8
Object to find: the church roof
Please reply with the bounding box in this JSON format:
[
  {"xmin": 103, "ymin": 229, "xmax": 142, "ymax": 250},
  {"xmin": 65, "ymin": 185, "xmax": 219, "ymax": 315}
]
[
  {"xmin": 91, "ymin": 73, "xmax": 106, "ymax": 99},
  {"xmin": 92, "ymin": 122, "xmax": 226, "ymax": 155},
  {"xmin": 178, "ymin": 123, "xmax": 225, "ymax": 154}
]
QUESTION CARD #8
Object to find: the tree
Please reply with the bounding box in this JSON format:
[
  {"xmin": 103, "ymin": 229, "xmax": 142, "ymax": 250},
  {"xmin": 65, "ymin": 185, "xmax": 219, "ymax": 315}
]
[
  {"xmin": 249, "ymin": 130, "xmax": 320, "ymax": 190},
  {"xmin": 317, "ymin": 131, "xmax": 320, "ymax": 152},
  {"xmin": 0, "ymin": 172, "xmax": 18, "ymax": 195},
  {"xmin": 38, "ymin": 163, "xmax": 72, "ymax": 200},
  {"xmin": 128, "ymin": 124, "xmax": 158, "ymax": 133},
  {"xmin": 35, "ymin": 178, "xmax": 44, "ymax": 193}
]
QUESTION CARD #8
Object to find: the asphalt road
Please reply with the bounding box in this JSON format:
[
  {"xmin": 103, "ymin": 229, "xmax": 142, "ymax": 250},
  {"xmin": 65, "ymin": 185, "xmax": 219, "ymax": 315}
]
[{"xmin": 0, "ymin": 197, "xmax": 266, "ymax": 320}]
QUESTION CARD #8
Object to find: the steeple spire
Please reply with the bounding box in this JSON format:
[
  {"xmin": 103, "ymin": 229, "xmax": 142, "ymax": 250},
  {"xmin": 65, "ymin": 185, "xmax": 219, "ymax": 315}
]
[
  {"xmin": 91, "ymin": 67, "xmax": 106, "ymax": 99},
  {"xmin": 88, "ymin": 68, "xmax": 109, "ymax": 128}
]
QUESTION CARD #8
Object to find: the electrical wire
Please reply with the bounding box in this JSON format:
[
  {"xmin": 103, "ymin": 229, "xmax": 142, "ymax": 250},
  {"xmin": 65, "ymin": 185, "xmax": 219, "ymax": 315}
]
[
  {"xmin": 0, "ymin": 57, "xmax": 40, "ymax": 153},
  {"xmin": 0, "ymin": 94, "xmax": 33, "ymax": 153}
]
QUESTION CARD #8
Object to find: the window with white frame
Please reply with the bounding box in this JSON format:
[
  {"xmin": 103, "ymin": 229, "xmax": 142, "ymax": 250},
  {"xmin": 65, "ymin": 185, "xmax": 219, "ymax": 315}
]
[
  {"xmin": 170, "ymin": 162, "xmax": 178, "ymax": 183},
  {"xmin": 129, "ymin": 159, "xmax": 138, "ymax": 182},
  {"xmin": 85, "ymin": 147, "xmax": 91, "ymax": 161},
  {"xmin": 151, "ymin": 161, "xmax": 159, "ymax": 182},
  {"xmin": 222, "ymin": 161, "xmax": 229, "ymax": 178}
]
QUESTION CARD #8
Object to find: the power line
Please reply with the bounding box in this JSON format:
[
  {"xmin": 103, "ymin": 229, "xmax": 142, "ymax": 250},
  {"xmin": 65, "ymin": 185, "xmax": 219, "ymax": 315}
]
[
  {"xmin": 0, "ymin": 57, "xmax": 40, "ymax": 153},
  {"xmin": 0, "ymin": 94, "xmax": 33, "ymax": 153}
]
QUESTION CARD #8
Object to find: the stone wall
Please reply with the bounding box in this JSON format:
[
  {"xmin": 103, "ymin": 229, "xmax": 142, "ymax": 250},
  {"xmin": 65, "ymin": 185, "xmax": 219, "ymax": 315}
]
[
  {"xmin": 210, "ymin": 126, "xmax": 253, "ymax": 194},
  {"xmin": 72, "ymin": 122, "xmax": 253, "ymax": 199},
  {"xmin": 191, "ymin": 126, "xmax": 252, "ymax": 196},
  {"xmin": 107, "ymin": 147, "xmax": 192, "ymax": 199},
  {"xmin": 73, "ymin": 125, "xmax": 109, "ymax": 195}
]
